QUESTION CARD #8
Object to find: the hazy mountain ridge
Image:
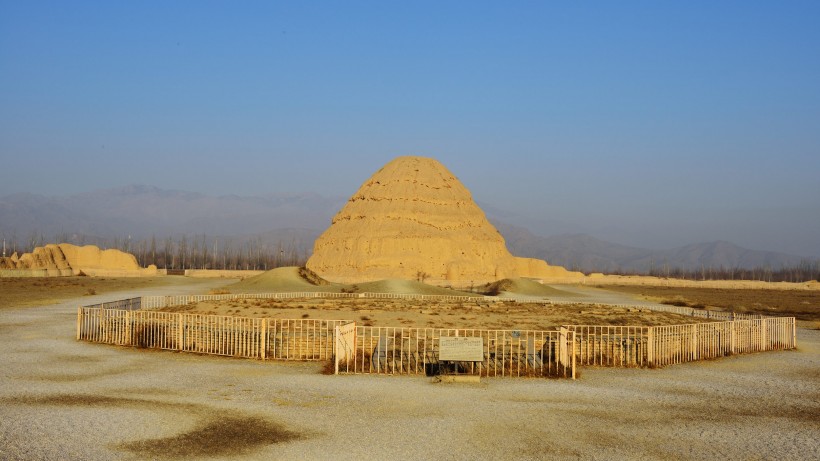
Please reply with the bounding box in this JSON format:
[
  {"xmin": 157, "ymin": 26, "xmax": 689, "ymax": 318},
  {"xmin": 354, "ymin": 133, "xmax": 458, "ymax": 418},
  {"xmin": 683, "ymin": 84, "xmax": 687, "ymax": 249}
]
[
  {"xmin": 0, "ymin": 185, "xmax": 344, "ymax": 239},
  {"xmin": 493, "ymin": 222, "xmax": 810, "ymax": 273},
  {"xmin": 0, "ymin": 186, "xmax": 812, "ymax": 272}
]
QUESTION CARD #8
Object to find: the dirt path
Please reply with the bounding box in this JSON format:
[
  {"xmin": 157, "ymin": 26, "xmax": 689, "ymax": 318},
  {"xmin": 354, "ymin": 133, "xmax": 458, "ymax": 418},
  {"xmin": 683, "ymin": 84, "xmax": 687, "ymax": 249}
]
[
  {"xmin": 0, "ymin": 276, "xmax": 229, "ymax": 310},
  {"xmin": 1, "ymin": 280, "xmax": 818, "ymax": 460}
]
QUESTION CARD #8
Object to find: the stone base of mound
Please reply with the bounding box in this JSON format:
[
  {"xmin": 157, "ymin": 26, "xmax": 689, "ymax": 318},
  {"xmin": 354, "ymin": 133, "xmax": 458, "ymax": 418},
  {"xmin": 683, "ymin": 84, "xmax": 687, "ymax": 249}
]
[
  {"xmin": 78, "ymin": 268, "xmax": 159, "ymax": 277},
  {"xmin": 0, "ymin": 269, "xmax": 75, "ymax": 278},
  {"xmin": 0, "ymin": 267, "xmax": 158, "ymax": 278}
]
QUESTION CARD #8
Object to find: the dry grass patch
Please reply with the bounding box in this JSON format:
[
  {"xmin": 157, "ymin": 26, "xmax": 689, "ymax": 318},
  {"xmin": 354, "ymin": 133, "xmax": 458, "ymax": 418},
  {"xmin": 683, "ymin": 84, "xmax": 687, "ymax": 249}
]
[
  {"xmin": 4, "ymin": 394, "xmax": 304, "ymax": 459},
  {"xmin": 0, "ymin": 276, "xmax": 177, "ymax": 309},
  {"xmin": 119, "ymin": 416, "xmax": 302, "ymax": 459},
  {"xmin": 600, "ymin": 285, "xmax": 820, "ymax": 321},
  {"xmin": 160, "ymin": 297, "xmax": 705, "ymax": 329}
]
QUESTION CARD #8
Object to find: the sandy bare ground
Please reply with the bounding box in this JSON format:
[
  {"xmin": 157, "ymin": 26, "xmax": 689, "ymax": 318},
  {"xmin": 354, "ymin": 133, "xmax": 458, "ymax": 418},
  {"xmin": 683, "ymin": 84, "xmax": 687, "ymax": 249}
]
[
  {"xmin": 0, "ymin": 276, "xmax": 201, "ymax": 310},
  {"xmin": 594, "ymin": 284, "xmax": 820, "ymax": 329},
  {"xmin": 1, "ymin": 278, "xmax": 818, "ymax": 460},
  {"xmin": 160, "ymin": 278, "xmax": 757, "ymax": 329}
]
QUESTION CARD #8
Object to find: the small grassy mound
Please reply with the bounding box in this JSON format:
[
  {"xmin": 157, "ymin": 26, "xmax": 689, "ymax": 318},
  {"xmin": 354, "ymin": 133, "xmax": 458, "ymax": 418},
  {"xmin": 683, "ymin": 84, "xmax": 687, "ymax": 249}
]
[
  {"xmin": 228, "ymin": 268, "xmax": 481, "ymax": 296},
  {"xmin": 229, "ymin": 267, "xmax": 343, "ymax": 293},
  {"xmin": 484, "ymin": 278, "xmax": 579, "ymax": 298},
  {"xmin": 660, "ymin": 296, "xmax": 706, "ymax": 309},
  {"xmin": 349, "ymin": 279, "xmax": 481, "ymax": 297}
]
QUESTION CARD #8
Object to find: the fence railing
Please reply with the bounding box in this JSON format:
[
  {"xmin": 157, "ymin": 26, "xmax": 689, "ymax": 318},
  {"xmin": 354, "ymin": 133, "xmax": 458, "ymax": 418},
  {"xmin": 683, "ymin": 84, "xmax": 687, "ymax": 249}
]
[
  {"xmin": 340, "ymin": 326, "xmax": 575, "ymax": 378},
  {"xmin": 76, "ymin": 307, "xmax": 347, "ymax": 361},
  {"xmin": 567, "ymin": 325, "xmax": 651, "ymax": 367},
  {"xmin": 84, "ymin": 297, "xmax": 142, "ymax": 311},
  {"xmin": 614, "ymin": 302, "xmax": 762, "ymax": 321},
  {"xmin": 78, "ymin": 306, "xmax": 797, "ymax": 379},
  {"xmin": 360, "ymin": 292, "xmax": 483, "ymax": 302},
  {"xmin": 77, "ymin": 306, "xmax": 576, "ymax": 378},
  {"xmin": 567, "ymin": 317, "xmax": 797, "ymax": 368}
]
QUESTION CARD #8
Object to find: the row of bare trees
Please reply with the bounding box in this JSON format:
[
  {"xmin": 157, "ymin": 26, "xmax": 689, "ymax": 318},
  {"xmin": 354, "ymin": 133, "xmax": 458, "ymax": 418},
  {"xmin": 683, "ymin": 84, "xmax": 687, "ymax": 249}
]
[
  {"xmin": 2, "ymin": 231, "xmax": 819, "ymax": 281},
  {"xmin": 1, "ymin": 233, "xmax": 309, "ymax": 271},
  {"xmin": 591, "ymin": 260, "xmax": 820, "ymax": 283},
  {"xmin": 131, "ymin": 235, "xmax": 308, "ymax": 270}
]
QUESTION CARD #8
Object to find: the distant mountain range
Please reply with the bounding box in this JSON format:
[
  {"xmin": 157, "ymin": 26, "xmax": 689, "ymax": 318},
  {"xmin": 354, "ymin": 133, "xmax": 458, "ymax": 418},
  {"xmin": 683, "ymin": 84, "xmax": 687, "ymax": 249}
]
[
  {"xmin": 493, "ymin": 222, "xmax": 810, "ymax": 273},
  {"xmin": 1, "ymin": 185, "xmax": 813, "ymax": 272},
  {"xmin": 0, "ymin": 185, "xmax": 344, "ymax": 238}
]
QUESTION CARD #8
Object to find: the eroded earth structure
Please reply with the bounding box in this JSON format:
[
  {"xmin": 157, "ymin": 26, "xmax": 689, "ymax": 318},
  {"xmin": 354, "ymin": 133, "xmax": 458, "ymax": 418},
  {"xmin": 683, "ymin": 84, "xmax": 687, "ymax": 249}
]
[
  {"xmin": 0, "ymin": 243, "xmax": 156, "ymax": 276},
  {"xmin": 306, "ymin": 156, "xmax": 582, "ymax": 284}
]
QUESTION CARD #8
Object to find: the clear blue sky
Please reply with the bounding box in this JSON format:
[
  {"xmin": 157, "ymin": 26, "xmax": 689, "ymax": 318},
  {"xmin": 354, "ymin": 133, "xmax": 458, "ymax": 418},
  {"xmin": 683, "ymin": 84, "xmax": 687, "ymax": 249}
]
[{"xmin": 2, "ymin": 1, "xmax": 819, "ymax": 256}]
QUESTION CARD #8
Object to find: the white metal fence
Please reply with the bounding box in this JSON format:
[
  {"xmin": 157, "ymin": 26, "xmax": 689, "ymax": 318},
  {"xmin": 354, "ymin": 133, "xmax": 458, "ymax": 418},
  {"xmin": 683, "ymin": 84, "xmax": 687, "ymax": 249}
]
[
  {"xmin": 77, "ymin": 306, "xmax": 576, "ymax": 378},
  {"xmin": 339, "ymin": 326, "xmax": 575, "ymax": 378},
  {"xmin": 76, "ymin": 307, "xmax": 347, "ymax": 361},
  {"xmin": 568, "ymin": 317, "xmax": 797, "ymax": 368},
  {"xmin": 78, "ymin": 293, "xmax": 798, "ymax": 378},
  {"xmin": 90, "ymin": 297, "xmax": 143, "ymax": 311}
]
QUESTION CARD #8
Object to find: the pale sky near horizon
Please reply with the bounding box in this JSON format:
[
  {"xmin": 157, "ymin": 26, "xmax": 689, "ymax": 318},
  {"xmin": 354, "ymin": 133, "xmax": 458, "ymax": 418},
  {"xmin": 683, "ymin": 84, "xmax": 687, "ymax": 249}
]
[{"xmin": 1, "ymin": 2, "xmax": 819, "ymax": 257}]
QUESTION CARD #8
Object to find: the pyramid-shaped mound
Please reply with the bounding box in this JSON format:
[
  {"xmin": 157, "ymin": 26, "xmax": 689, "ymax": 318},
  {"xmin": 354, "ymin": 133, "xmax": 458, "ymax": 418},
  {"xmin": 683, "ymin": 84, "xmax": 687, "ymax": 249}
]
[{"xmin": 305, "ymin": 156, "xmax": 581, "ymax": 284}]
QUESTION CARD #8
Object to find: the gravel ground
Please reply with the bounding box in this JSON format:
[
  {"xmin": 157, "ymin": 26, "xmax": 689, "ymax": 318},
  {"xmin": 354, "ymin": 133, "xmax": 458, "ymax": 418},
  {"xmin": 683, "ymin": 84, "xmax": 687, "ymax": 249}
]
[{"xmin": 1, "ymin": 280, "xmax": 818, "ymax": 460}]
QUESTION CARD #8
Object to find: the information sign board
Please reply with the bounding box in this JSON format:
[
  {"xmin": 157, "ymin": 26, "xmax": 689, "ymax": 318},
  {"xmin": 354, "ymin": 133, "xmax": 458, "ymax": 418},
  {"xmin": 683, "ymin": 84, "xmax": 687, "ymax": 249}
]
[{"xmin": 439, "ymin": 336, "xmax": 484, "ymax": 362}]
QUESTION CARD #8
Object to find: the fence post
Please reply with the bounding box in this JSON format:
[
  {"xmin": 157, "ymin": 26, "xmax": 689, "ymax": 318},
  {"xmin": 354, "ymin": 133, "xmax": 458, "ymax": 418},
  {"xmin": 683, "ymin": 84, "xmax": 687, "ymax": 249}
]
[
  {"xmin": 570, "ymin": 331, "xmax": 576, "ymax": 380},
  {"xmin": 76, "ymin": 307, "xmax": 82, "ymax": 340},
  {"xmin": 178, "ymin": 314, "xmax": 184, "ymax": 351},
  {"xmin": 646, "ymin": 327, "xmax": 654, "ymax": 367},
  {"xmin": 334, "ymin": 324, "xmax": 340, "ymax": 375},
  {"xmin": 125, "ymin": 310, "xmax": 131, "ymax": 345},
  {"xmin": 691, "ymin": 324, "xmax": 699, "ymax": 361},
  {"xmin": 730, "ymin": 321, "xmax": 735, "ymax": 355},
  {"xmin": 260, "ymin": 319, "xmax": 267, "ymax": 360},
  {"xmin": 558, "ymin": 327, "xmax": 569, "ymax": 370},
  {"xmin": 760, "ymin": 318, "xmax": 767, "ymax": 352},
  {"xmin": 792, "ymin": 318, "xmax": 797, "ymax": 349},
  {"xmin": 100, "ymin": 309, "xmax": 107, "ymax": 343}
]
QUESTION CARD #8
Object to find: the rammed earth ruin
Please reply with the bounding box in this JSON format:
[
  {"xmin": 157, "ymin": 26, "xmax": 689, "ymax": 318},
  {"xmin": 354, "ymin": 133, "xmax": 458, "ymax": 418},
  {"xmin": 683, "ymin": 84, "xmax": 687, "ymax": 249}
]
[
  {"xmin": 0, "ymin": 243, "xmax": 157, "ymax": 276},
  {"xmin": 306, "ymin": 156, "xmax": 583, "ymax": 284}
]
